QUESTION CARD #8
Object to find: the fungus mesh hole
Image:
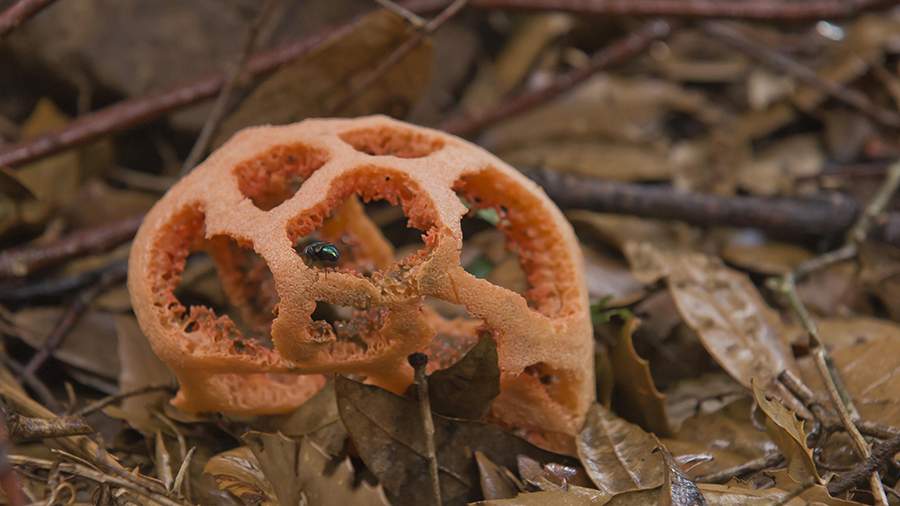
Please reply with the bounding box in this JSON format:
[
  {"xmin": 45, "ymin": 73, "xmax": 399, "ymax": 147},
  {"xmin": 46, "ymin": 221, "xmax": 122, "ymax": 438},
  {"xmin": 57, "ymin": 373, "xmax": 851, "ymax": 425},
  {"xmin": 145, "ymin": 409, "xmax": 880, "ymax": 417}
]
[
  {"xmin": 286, "ymin": 167, "xmax": 438, "ymax": 277},
  {"xmin": 453, "ymin": 168, "xmax": 580, "ymax": 318},
  {"xmin": 310, "ymin": 301, "xmax": 388, "ymax": 358},
  {"xmin": 234, "ymin": 142, "xmax": 329, "ymax": 211},
  {"xmin": 339, "ymin": 125, "xmax": 444, "ymax": 158},
  {"xmin": 148, "ymin": 204, "xmax": 277, "ymax": 354}
]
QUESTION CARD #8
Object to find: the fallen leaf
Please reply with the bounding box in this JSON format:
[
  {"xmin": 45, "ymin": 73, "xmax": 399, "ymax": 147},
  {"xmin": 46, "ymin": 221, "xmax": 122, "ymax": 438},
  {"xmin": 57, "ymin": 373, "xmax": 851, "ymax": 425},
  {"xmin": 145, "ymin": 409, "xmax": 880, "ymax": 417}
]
[
  {"xmin": 751, "ymin": 380, "xmax": 820, "ymax": 484},
  {"xmin": 658, "ymin": 446, "xmax": 707, "ymax": 506},
  {"xmin": 250, "ymin": 381, "xmax": 347, "ymax": 456},
  {"xmin": 243, "ymin": 432, "xmax": 390, "ymax": 506},
  {"xmin": 576, "ymin": 403, "xmax": 665, "ymax": 495},
  {"xmin": 216, "ymin": 10, "xmax": 432, "ymax": 144},
  {"xmin": 475, "ymin": 451, "xmax": 520, "ymax": 500},
  {"xmin": 611, "ymin": 318, "xmax": 671, "ymax": 436},
  {"xmin": 428, "ymin": 334, "xmax": 500, "ymax": 419},
  {"xmin": 786, "ymin": 316, "xmax": 900, "ymax": 351},
  {"xmin": 721, "ymin": 240, "xmax": 812, "ymax": 276},
  {"xmin": 203, "ymin": 446, "xmax": 278, "ymax": 506},
  {"xmin": 335, "ymin": 375, "xmax": 572, "ymax": 506},
  {"xmin": 500, "ymin": 141, "xmax": 674, "ymax": 182},
  {"xmin": 581, "ymin": 247, "xmax": 645, "ymax": 307},
  {"xmin": 472, "ymin": 486, "xmax": 611, "ymax": 506},
  {"xmin": 9, "ymin": 307, "xmax": 121, "ymax": 379},
  {"xmin": 735, "ymin": 135, "xmax": 823, "ymax": 196}
]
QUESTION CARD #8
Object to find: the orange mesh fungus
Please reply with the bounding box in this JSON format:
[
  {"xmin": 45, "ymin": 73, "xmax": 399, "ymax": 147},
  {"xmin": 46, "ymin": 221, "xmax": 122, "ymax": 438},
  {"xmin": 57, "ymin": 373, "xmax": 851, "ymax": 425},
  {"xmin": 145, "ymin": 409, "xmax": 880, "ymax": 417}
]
[{"xmin": 128, "ymin": 116, "xmax": 594, "ymax": 446}]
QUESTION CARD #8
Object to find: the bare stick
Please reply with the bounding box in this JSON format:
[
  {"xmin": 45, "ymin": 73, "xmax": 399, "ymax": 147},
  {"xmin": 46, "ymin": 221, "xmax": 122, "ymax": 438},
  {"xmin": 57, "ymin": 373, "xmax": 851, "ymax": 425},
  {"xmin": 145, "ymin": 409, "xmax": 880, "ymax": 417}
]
[
  {"xmin": 701, "ymin": 21, "xmax": 900, "ymax": 128},
  {"xmin": 334, "ymin": 0, "xmax": 469, "ymax": 114},
  {"xmin": 440, "ymin": 19, "xmax": 672, "ymax": 136},
  {"xmin": 0, "ymin": 18, "xmax": 360, "ymax": 168},
  {"xmin": 0, "ymin": 215, "xmax": 142, "ymax": 279},
  {"xmin": 459, "ymin": 0, "xmax": 896, "ymax": 20},
  {"xmin": 409, "ymin": 352, "xmax": 442, "ymax": 506},
  {"xmin": 181, "ymin": 0, "xmax": 281, "ymax": 174},
  {"xmin": 827, "ymin": 434, "xmax": 900, "ymax": 496},
  {"xmin": 4, "ymin": 412, "xmax": 92, "ymax": 442},
  {"xmin": 375, "ymin": 0, "xmax": 427, "ymax": 27},
  {"xmin": 695, "ymin": 453, "xmax": 784, "ymax": 484},
  {"xmin": 0, "ymin": 0, "xmax": 57, "ymax": 38},
  {"xmin": 73, "ymin": 385, "xmax": 173, "ymax": 418}
]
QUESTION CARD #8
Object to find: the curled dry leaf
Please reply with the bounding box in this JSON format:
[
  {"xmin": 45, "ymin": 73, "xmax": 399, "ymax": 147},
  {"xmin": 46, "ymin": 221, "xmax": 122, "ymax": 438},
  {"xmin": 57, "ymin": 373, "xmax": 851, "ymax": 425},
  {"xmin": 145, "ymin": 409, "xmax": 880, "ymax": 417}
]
[
  {"xmin": 203, "ymin": 446, "xmax": 277, "ymax": 506},
  {"xmin": 611, "ymin": 318, "xmax": 671, "ymax": 436},
  {"xmin": 215, "ymin": 10, "xmax": 432, "ymax": 145},
  {"xmin": 427, "ymin": 334, "xmax": 500, "ymax": 420},
  {"xmin": 475, "ymin": 451, "xmax": 520, "ymax": 501},
  {"xmin": 335, "ymin": 376, "xmax": 573, "ymax": 506},
  {"xmin": 751, "ymin": 380, "xmax": 820, "ymax": 484},
  {"xmin": 576, "ymin": 403, "xmax": 665, "ymax": 495}
]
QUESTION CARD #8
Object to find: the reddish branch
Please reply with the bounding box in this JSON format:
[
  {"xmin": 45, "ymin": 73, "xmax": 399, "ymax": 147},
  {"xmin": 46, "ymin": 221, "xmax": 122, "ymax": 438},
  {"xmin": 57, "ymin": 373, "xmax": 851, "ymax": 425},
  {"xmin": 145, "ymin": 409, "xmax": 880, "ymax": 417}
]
[
  {"xmin": 0, "ymin": 0, "xmax": 57, "ymax": 38},
  {"xmin": 526, "ymin": 169, "xmax": 900, "ymax": 248},
  {"xmin": 0, "ymin": 19, "xmax": 359, "ymax": 168},
  {"xmin": 0, "ymin": 214, "xmax": 143, "ymax": 279},
  {"xmin": 441, "ymin": 19, "xmax": 673, "ymax": 137},
  {"xmin": 827, "ymin": 433, "xmax": 900, "ymax": 496},
  {"xmin": 463, "ymin": 0, "xmax": 898, "ymax": 20}
]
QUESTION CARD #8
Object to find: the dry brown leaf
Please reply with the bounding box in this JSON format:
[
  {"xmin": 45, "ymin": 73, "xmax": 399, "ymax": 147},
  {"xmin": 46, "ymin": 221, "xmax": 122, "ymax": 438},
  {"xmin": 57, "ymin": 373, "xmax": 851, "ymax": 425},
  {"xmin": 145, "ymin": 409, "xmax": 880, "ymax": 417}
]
[
  {"xmin": 500, "ymin": 141, "xmax": 673, "ymax": 182},
  {"xmin": 611, "ymin": 318, "xmax": 671, "ymax": 436},
  {"xmin": 787, "ymin": 316, "xmax": 900, "ymax": 351},
  {"xmin": 215, "ymin": 10, "xmax": 431, "ymax": 144},
  {"xmin": 659, "ymin": 446, "xmax": 707, "ymax": 506},
  {"xmin": 581, "ymin": 246, "xmax": 645, "ymax": 307},
  {"xmin": 721, "ymin": 240, "xmax": 812, "ymax": 276},
  {"xmin": 250, "ymin": 381, "xmax": 347, "ymax": 456},
  {"xmin": 428, "ymin": 334, "xmax": 500, "ymax": 420},
  {"xmin": 243, "ymin": 432, "xmax": 390, "ymax": 506},
  {"xmin": 472, "ymin": 486, "xmax": 611, "ymax": 506},
  {"xmin": 751, "ymin": 380, "xmax": 820, "ymax": 484},
  {"xmin": 699, "ymin": 482, "xmax": 863, "ymax": 505},
  {"xmin": 576, "ymin": 403, "xmax": 665, "ymax": 495},
  {"xmin": 735, "ymin": 135, "xmax": 823, "ymax": 196}
]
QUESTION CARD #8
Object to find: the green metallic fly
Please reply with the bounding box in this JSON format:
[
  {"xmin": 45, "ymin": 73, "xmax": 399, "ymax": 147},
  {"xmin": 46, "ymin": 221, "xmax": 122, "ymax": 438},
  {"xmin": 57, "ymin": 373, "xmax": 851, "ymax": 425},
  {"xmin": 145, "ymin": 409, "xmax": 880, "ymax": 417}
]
[{"xmin": 303, "ymin": 240, "xmax": 341, "ymax": 265}]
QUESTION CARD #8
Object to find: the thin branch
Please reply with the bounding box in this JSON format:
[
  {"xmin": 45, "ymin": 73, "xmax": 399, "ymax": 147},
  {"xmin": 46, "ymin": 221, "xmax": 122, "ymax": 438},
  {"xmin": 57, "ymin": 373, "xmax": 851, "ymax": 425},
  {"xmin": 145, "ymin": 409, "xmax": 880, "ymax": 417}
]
[
  {"xmin": 525, "ymin": 169, "xmax": 900, "ymax": 248},
  {"xmin": 0, "ymin": 258, "xmax": 128, "ymax": 303},
  {"xmin": 695, "ymin": 453, "xmax": 784, "ymax": 484},
  {"xmin": 4, "ymin": 412, "xmax": 92, "ymax": 442},
  {"xmin": 827, "ymin": 434, "xmax": 900, "ymax": 496},
  {"xmin": 701, "ymin": 21, "xmax": 900, "ymax": 128},
  {"xmin": 0, "ymin": 215, "xmax": 142, "ymax": 279},
  {"xmin": 0, "ymin": 17, "xmax": 362, "ymax": 168},
  {"xmin": 0, "ymin": 0, "xmax": 57, "ymax": 38},
  {"xmin": 20, "ymin": 261, "xmax": 127, "ymax": 378},
  {"xmin": 334, "ymin": 0, "xmax": 469, "ymax": 114},
  {"xmin": 460, "ymin": 0, "xmax": 898, "ymax": 20},
  {"xmin": 180, "ymin": 0, "xmax": 281, "ymax": 174},
  {"xmin": 440, "ymin": 19, "xmax": 672, "ymax": 136},
  {"xmin": 375, "ymin": 0, "xmax": 427, "ymax": 28},
  {"xmin": 409, "ymin": 353, "xmax": 442, "ymax": 506},
  {"xmin": 73, "ymin": 385, "xmax": 173, "ymax": 418}
]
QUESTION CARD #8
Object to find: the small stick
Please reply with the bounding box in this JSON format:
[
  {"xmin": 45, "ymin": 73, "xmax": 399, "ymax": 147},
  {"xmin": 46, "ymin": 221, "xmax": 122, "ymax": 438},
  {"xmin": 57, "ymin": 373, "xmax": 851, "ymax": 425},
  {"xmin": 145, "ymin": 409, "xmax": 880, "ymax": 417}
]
[
  {"xmin": 334, "ymin": 0, "xmax": 469, "ymax": 114},
  {"xmin": 460, "ymin": 0, "xmax": 895, "ymax": 20},
  {"xmin": 375, "ymin": 0, "xmax": 427, "ymax": 28},
  {"xmin": 440, "ymin": 19, "xmax": 673, "ymax": 137},
  {"xmin": 20, "ymin": 261, "xmax": 127, "ymax": 377},
  {"xmin": 701, "ymin": 21, "xmax": 900, "ymax": 128},
  {"xmin": 73, "ymin": 385, "xmax": 173, "ymax": 418},
  {"xmin": 0, "ymin": 215, "xmax": 142, "ymax": 279},
  {"xmin": 695, "ymin": 453, "xmax": 784, "ymax": 484},
  {"xmin": 4, "ymin": 412, "xmax": 93, "ymax": 442},
  {"xmin": 0, "ymin": 258, "xmax": 128, "ymax": 303},
  {"xmin": 0, "ymin": 0, "xmax": 57, "ymax": 38},
  {"xmin": 827, "ymin": 434, "xmax": 900, "ymax": 496},
  {"xmin": 408, "ymin": 352, "xmax": 442, "ymax": 506},
  {"xmin": 180, "ymin": 0, "xmax": 281, "ymax": 174}
]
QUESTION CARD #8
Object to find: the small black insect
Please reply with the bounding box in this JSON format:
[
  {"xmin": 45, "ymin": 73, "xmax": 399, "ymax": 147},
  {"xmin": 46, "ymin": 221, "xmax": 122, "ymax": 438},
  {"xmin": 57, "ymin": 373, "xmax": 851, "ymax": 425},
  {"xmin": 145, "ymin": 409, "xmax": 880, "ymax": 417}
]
[{"xmin": 303, "ymin": 240, "xmax": 341, "ymax": 264}]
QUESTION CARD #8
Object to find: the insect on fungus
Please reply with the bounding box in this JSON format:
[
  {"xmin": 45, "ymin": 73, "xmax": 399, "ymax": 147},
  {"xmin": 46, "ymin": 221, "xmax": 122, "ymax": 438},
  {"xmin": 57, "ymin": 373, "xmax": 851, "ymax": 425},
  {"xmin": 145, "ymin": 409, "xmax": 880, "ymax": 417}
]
[{"xmin": 303, "ymin": 240, "xmax": 340, "ymax": 265}]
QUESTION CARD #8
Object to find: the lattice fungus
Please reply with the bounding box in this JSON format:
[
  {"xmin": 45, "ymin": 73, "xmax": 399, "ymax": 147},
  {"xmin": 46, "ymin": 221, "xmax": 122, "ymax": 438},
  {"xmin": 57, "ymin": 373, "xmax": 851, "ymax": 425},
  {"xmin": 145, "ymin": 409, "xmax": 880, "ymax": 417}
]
[{"xmin": 128, "ymin": 116, "xmax": 594, "ymax": 449}]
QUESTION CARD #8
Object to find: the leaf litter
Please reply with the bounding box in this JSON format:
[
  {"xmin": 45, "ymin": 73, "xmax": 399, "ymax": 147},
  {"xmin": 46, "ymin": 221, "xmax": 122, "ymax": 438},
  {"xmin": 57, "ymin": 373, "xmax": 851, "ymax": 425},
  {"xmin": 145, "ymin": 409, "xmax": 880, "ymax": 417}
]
[{"xmin": 2, "ymin": 2, "xmax": 900, "ymax": 505}]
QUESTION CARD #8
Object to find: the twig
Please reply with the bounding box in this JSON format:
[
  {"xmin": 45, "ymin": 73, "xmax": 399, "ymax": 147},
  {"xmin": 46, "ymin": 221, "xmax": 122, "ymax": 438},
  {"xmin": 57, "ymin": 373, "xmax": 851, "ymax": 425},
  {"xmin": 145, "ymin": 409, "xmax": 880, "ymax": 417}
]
[
  {"xmin": 9, "ymin": 455, "xmax": 188, "ymax": 506},
  {"xmin": 0, "ymin": 0, "xmax": 57, "ymax": 38},
  {"xmin": 408, "ymin": 352, "xmax": 442, "ymax": 506},
  {"xmin": 827, "ymin": 434, "xmax": 900, "ymax": 496},
  {"xmin": 0, "ymin": 258, "xmax": 128, "ymax": 303},
  {"xmin": 766, "ymin": 160, "xmax": 900, "ymax": 506},
  {"xmin": 2, "ymin": 356, "xmax": 60, "ymax": 413},
  {"xmin": 0, "ymin": 17, "xmax": 361, "ymax": 168},
  {"xmin": 459, "ymin": 0, "xmax": 897, "ymax": 20},
  {"xmin": 440, "ymin": 19, "xmax": 672, "ymax": 136},
  {"xmin": 526, "ymin": 169, "xmax": 900, "ymax": 248},
  {"xmin": 20, "ymin": 261, "xmax": 128, "ymax": 378},
  {"xmin": 73, "ymin": 385, "xmax": 173, "ymax": 418},
  {"xmin": 180, "ymin": 0, "xmax": 281, "ymax": 174},
  {"xmin": 0, "ymin": 215, "xmax": 142, "ymax": 279},
  {"xmin": 333, "ymin": 0, "xmax": 469, "ymax": 114},
  {"xmin": 4, "ymin": 412, "xmax": 92, "ymax": 442},
  {"xmin": 695, "ymin": 453, "xmax": 784, "ymax": 484},
  {"xmin": 701, "ymin": 21, "xmax": 900, "ymax": 128},
  {"xmin": 375, "ymin": 0, "xmax": 427, "ymax": 27}
]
